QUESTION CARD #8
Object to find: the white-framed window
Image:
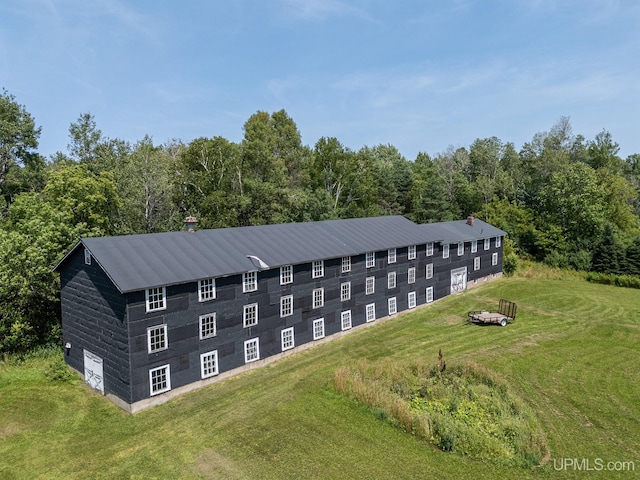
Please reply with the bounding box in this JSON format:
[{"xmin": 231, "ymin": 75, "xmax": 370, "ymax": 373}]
[
  {"xmin": 313, "ymin": 318, "xmax": 325, "ymax": 340},
  {"xmin": 341, "ymin": 310, "xmax": 352, "ymax": 330},
  {"xmin": 408, "ymin": 267, "xmax": 416, "ymax": 284},
  {"xmin": 366, "ymin": 303, "xmax": 376, "ymax": 322},
  {"xmin": 280, "ymin": 295, "xmax": 293, "ymax": 318},
  {"xmin": 341, "ymin": 256, "xmax": 351, "ymax": 273},
  {"xmin": 408, "ymin": 245, "xmax": 416, "ymax": 260},
  {"xmin": 388, "ymin": 297, "xmax": 397, "ymax": 315},
  {"xmin": 200, "ymin": 350, "xmax": 218, "ymax": 379},
  {"xmin": 492, "ymin": 252, "xmax": 498, "ymax": 266},
  {"xmin": 243, "ymin": 271, "xmax": 257, "ymax": 293},
  {"xmin": 84, "ymin": 248, "xmax": 91, "ymax": 265},
  {"xmin": 199, "ymin": 313, "xmax": 217, "ymax": 340},
  {"xmin": 312, "ymin": 260, "xmax": 324, "ymax": 278},
  {"xmin": 244, "ymin": 338, "xmax": 260, "ymax": 363},
  {"xmin": 471, "ymin": 240, "xmax": 478, "ymax": 253},
  {"xmin": 388, "ymin": 248, "xmax": 396, "ymax": 264},
  {"xmin": 243, "ymin": 303, "xmax": 258, "ymax": 327},
  {"xmin": 341, "ymin": 282, "xmax": 351, "ymax": 301},
  {"xmin": 426, "ymin": 263, "xmax": 433, "ymax": 280},
  {"xmin": 408, "ymin": 291, "xmax": 416, "ymax": 309},
  {"xmin": 426, "ymin": 243, "xmax": 434, "ymax": 256},
  {"xmin": 281, "ymin": 327, "xmax": 295, "ymax": 351},
  {"xmin": 443, "ymin": 244, "xmax": 450, "ymax": 259},
  {"xmin": 496, "ymin": 236, "xmax": 502, "ymax": 248},
  {"xmin": 198, "ymin": 278, "xmax": 216, "ymax": 302},
  {"xmin": 313, "ymin": 288, "xmax": 324, "ymax": 309},
  {"xmin": 146, "ymin": 287, "xmax": 166, "ymax": 313},
  {"xmin": 149, "ymin": 364, "xmax": 171, "ymax": 396},
  {"xmin": 474, "ymin": 257, "xmax": 481, "ymax": 271},
  {"xmin": 458, "ymin": 242, "xmax": 464, "ymax": 256},
  {"xmin": 366, "ymin": 251, "xmax": 375, "ymax": 268},
  {"xmin": 280, "ymin": 265, "xmax": 293, "ymax": 285},
  {"xmin": 426, "ymin": 286, "xmax": 434, "ymax": 303},
  {"xmin": 147, "ymin": 324, "xmax": 167, "ymax": 353},
  {"xmin": 484, "ymin": 238, "xmax": 490, "ymax": 250},
  {"xmin": 388, "ymin": 272, "xmax": 396, "ymax": 289},
  {"xmin": 366, "ymin": 276, "xmax": 375, "ymax": 295}
]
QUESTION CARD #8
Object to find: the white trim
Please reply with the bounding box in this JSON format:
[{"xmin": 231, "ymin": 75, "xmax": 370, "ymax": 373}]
[
  {"xmin": 492, "ymin": 252, "xmax": 498, "ymax": 266},
  {"xmin": 408, "ymin": 245, "xmax": 416, "ymax": 260},
  {"xmin": 281, "ymin": 327, "xmax": 295, "ymax": 351},
  {"xmin": 474, "ymin": 257, "xmax": 481, "ymax": 271},
  {"xmin": 408, "ymin": 267, "xmax": 416, "ymax": 284},
  {"xmin": 341, "ymin": 256, "xmax": 351, "ymax": 273},
  {"xmin": 366, "ymin": 303, "xmax": 376, "ymax": 322},
  {"xmin": 244, "ymin": 337, "xmax": 260, "ymax": 363},
  {"xmin": 243, "ymin": 271, "xmax": 257, "ymax": 292},
  {"xmin": 366, "ymin": 251, "xmax": 375, "ymax": 268},
  {"xmin": 387, "ymin": 271, "xmax": 396, "ymax": 289},
  {"xmin": 145, "ymin": 287, "xmax": 166, "ymax": 313},
  {"xmin": 426, "ymin": 243, "xmax": 434, "ymax": 256},
  {"xmin": 199, "ymin": 313, "xmax": 217, "ymax": 340},
  {"xmin": 341, "ymin": 282, "xmax": 351, "ymax": 301},
  {"xmin": 366, "ymin": 276, "xmax": 375, "ymax": 295},
  {"xmin": 198, "ymin": 278, "xmax": 216, "ymax": 302},
  {"xmin": 280, "ymin": 295, "xmax": 293, "ymax": 318},
  {"xmin": 243, "ymin": 303, "xmax": 258, "ymax": 327},
  {"xmin": 341, "ymin": 310, "xmax": 352, "ymax": 330},
  {"xmin": 443, "ymin": 244, "xmax": 450, "ymax": 259},
  {"xmin": 388, "ymin": 248, "xmax": 396, "ymax": 264},
  {"xmin": 471, "ymin": 240, "xmax": 477, "ymax": 253},
  {"xmin": 312, "ymin": 260, "xmax": 324, "ymax": 278},
  {"xmin": 147, "ymin": 324, "xmax": 168, "ymax": 353},
  {"xmin": 388, "ymin": 297, "xmax": 397, "ymax": 315},
  {"xmin": 149, "ymin": 364, "xmax": 171, "ymax": 396},
  {"xmin": 84, "ymin": 248, "xmax": 91, "ymax": 265},
  {"xmin": 408, "ymin": 291, "xmax": 416, "ymax": 309},
  {"xmin": 426, "ymin": 263, "xmax": 433, "ymax": 280},
  {"xmin": 313, "ymin": 318, "xmax": 325, "ymax": 340},
  {"xmin": 426, "ymin": 286, "xmax": 434, "ymax": 303},
  {"xmin": 484, "ymin": 238, "xmax": 490, "ymax": 250},
  {"xmin": 313, "ymin": 288, "xmax": 324, "ymax": 308},
  {"xmin": 280, "ymin": 265, "xmax": 293, "ymax": 285},
  {"xmin": 457, "ymin": 242, "xmax": 464, "ymax": 256},
  {"xmin": 200, "ymin": 350, "xmax": 219, "ymax": 379}
]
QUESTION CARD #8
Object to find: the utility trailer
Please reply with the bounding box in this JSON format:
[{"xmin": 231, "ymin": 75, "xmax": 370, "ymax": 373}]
[{"xmin": 468, "ymin": 299, "xmax": 517, "ymax": 327}]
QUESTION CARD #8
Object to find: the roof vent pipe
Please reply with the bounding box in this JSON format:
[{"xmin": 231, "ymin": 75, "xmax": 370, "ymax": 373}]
[
  {"xmin": 184, "ymin": 216, "xmax": 198, "ymax": 233},
  {"xmin": 466, "ymin": 215, "xmax": 475, "ymax": 226}
]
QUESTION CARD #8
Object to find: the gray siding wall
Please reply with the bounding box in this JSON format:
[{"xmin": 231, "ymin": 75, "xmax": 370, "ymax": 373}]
[
  {"xmin": 124, "ymin": 239, "xmax": 503, "ymax": 404},
  {"xmin": 60, "ymin": 248, "xmax": 131, "ymax": 403}
]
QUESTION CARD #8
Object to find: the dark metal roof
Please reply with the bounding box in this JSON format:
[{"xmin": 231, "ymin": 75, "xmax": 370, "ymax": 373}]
[
  {"xmin": 55, "ymin": 216, "xmax": 505, "ymax": 293},
  {"xmin": 421, "ymin": 218, "xmax": 507, "ymax": 244}
]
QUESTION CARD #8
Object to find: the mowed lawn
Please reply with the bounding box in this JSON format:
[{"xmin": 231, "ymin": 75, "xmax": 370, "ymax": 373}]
[{"xmin": 1, "ymin": 265, "xmax": 639, "ymax": 479}]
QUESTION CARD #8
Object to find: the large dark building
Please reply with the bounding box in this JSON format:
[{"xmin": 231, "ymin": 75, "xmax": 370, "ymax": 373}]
[{"xmin": 54, "ymin": 215, "xmax": 505, "ymax": 412}]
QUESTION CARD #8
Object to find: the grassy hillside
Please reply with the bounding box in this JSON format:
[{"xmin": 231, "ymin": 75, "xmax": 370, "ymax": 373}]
[{"xmin": 1, "ymin": 264, "xmax": 639, "ymax": 479}]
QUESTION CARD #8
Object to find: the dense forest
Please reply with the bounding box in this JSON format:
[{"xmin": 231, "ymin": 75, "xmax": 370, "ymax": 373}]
[{"xmin": 1, "ymin": 89, "xmax": 639, "ymax": 353}]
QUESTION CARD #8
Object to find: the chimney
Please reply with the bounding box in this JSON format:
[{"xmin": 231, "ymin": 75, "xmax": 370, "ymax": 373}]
[
  {"xmin": 183, "ymin": 216, "xmax": 198, "ymax": 233},
  {"xmin": 466, "ymin": 215, "xmax": 475, "ymax": 226}
]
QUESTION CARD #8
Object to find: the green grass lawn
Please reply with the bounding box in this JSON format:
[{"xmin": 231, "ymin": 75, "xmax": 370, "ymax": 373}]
[{"xmin": 1, "ymin": 265, "xmax": 639, "ymax": 479}]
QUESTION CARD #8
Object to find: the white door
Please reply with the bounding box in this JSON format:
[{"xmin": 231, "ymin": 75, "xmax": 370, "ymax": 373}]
[
  {"xmin": 83, "ymin": 349, "xmax": 104, "ymax": 394},
  {"xmin": 450, "ymin": 267, "xmax": 467, "ymax": 294}
]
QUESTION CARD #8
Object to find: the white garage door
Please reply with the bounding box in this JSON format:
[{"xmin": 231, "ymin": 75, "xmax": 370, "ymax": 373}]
[
  {"xmin": 83, "ymin": 349, "xmax": 104, "ymax": 394},
  {"xmin": 450, "ymin": 267, "xmax": 467, "ymax": 294}
]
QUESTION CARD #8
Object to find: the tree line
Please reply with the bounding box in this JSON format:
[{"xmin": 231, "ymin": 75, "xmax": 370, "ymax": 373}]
[{"xmin": 1, "ymin": 89, "xmax": 639, "ymax": 353}]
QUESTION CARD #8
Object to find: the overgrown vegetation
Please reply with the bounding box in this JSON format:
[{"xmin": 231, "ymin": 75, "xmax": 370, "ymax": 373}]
[
  {"xmin": 1, "ymin": 268, "xmax": 640, "ymax": 479},
  {"xmin": 334, "ymin": 355, "xmax": 546, "ymax": 467}
]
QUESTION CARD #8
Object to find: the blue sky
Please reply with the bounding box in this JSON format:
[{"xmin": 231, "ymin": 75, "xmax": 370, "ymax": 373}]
[{"xmin": 1, "ymin": 0, "xmax": 639, "ymax": 160}]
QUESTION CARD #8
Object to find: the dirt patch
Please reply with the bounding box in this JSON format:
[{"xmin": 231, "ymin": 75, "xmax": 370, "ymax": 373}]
[
  {"xmin": 0, "ymin": 423, "xmax": 23, "ymax": 439},
  {"xmin": 194, "ymin": 450, "xmax": 247, "ymax": 479}
]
